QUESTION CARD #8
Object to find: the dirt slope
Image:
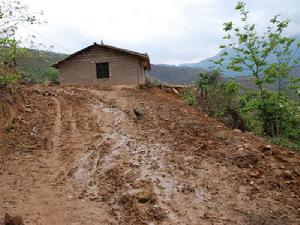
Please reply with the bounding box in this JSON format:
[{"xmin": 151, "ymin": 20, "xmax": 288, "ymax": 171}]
[{"xmin": 0, "ymin": 85, "xmax": 299, "ymax": 225}]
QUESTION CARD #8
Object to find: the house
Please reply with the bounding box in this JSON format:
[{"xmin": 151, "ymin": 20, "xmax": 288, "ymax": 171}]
[{"xmin": 52, "ymin": 42, "xmax": 150, "ymax": 85}]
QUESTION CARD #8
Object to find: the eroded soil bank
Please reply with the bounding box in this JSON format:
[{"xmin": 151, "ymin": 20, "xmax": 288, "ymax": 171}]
[{"xmin": 0, "ymin": 85, "xmax": 299, "ymax": 225}]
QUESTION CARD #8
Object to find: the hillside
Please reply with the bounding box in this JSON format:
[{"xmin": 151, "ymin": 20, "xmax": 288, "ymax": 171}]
[
  {"xmin": 17, "ymin": 49, "xmax": 67, "ymax": 81},
  {"xmin": 0, "ymin": 85, "xmax": 299, "ymax": 224},
  {"xmin": 15, "ymin": 49, "xmax": 67, "ymax": 82},
  {"xmin": 147, "ymin": 64, "xmax": 205, "ymax": 85}
]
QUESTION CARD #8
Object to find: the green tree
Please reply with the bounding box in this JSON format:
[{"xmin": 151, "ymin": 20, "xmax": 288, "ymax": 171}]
[
  {"xmin": 0, "ymin": 37, "xmax": 26, "ymax": 69},
  {"xmin": 196, "ymin": 70, "xmax": 220, "ymax": 98},
  {"xmin": 216, "ymin": 1, "xmax": 300, "ymax": 137},
  {"xmin": 0, "ymin": 0, "xmax": 44, "ymax": 85}
]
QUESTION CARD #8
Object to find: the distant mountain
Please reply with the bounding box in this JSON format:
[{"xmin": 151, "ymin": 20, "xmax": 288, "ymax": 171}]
[
  {"xmin": 182, "ymin": 35, "xmax": 300, "ymax": 77},
  {"xmin": 147, "ymin": 64, "xmax": 205, "ymax": 85},
  {"xmin": 181, "ymin": 48, "xmax": 243, "ymax": 76}
]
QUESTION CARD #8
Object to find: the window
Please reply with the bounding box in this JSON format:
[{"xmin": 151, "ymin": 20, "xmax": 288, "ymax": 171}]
[{"xmin": 96, "ymin": 63, "xmax": 109, "ymax": 79}]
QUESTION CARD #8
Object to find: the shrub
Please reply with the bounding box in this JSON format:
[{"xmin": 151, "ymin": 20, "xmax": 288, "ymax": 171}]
[
  {"xmin": 0, "ymin": 72, "xmax": 20, "ymax": 87},
  {"xmin": 145, "ymin": 76, "xmax": 163, "ymax": 86},
  {"xmin": 41, "ymin": 67, "xmax": 59, "ymax": 84},
  {"xmin": 181, "ymin": 87, "xmax": 197, "ymax": 106}
]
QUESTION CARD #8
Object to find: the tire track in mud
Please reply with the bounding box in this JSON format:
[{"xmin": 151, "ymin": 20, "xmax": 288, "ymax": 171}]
[
  {"xmin": 73, "ymin": 88, "xmax": 206, "ymax": 224},
  {"xmin": 51, "ymin": 97, "xmax": 62, "ymax": 151},
  {"xmin": 56, "ymin": 88, "xmax": 162, "ymax": 223},
  {"xmin": 61, "ymin": 91, "xmax": 123, "ymax": 183},
  {"xmin": 4, "ymin": 96, "xmax": 77, "ymax": 225},
  {"xmin": 42, "ymin": 90, "xmax": 118, "ymax": 224}
]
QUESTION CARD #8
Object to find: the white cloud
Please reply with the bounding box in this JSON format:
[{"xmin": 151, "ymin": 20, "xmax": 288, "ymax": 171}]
[{"xmin": 17, "ymin": 0, "xmax": 300, "ymax": 64}]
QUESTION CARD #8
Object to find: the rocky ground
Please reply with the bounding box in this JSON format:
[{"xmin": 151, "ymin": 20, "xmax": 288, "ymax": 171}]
[{"xmin": 0, "ymin": 85, "xmax": 299, "ymax": 225}]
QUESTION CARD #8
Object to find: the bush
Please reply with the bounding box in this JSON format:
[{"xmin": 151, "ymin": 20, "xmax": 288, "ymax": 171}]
[
  {"xmin": 145, "ymin": 76, "xmax": 163, "ymax": 86},
  {"xmin": 181, "ymin": 87, "xmax": 197, "ymax": 106},
  {"xmin": 0, "ymin": 72, "xmax": 20, "ymax": 86},
  {"xmin": 240, "ymin": 91, "xmax": 300, "ymax": 139},
  {"xmin": 41, "ymin": 67, "xmax": 59, "ymax": 84},
  {"xmin": 271, "ymin": 137, "xmax": 300, "ymax": 151},
  {"xmin": 194, "ymin": 71, "xmax": 245, "ymax": 129}
]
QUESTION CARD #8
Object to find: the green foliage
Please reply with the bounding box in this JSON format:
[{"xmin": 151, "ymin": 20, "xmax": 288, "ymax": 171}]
[
  {"xmin": 145, "ymin": 76, "xmax": 163, "ymax": 86},
  {"xmin": 239, "ymin": 91, "xmax": 300, "ymax": 138},
  {"xmin": 195, "ymin": 71, "xmax": 245, "ymax": 130},
  {"xmin": 271, "ymin": 137, "xmax": 300, "ymax": 151},
  {"xmin": 207, "ymin": 0, "xmax": 300, "ymax": 150},
  {"xmin": 17, "ymin": 49, "xmax": 66, "ymax": 83},
  {"xmin": 239, "ymin": 92, "xmax": 262, "ymax": 133},
  {"xmin": 0, "ymin": 72, "xmax": 20, "ymax": 86},
  {"xmin": 196, "ymin": 70, "xmax": 221, "ymax": 91},
  {"xmin": 219, "ymin": 1, "xmax": 300, "ymax": 94},
  {"xmin": 0, "ymin": 0, "xmax": 45, "ymax": 86},
  {"xmin": 0, "ymin": 37, "xmax": 26, "ymax": 69},
  {"xmin": 181, "ymin": 87, "xmax": 197, "ymax": 106},
  {"xmin": 184, "ymin": 68, "xmax": 300, "ymax": 150},
  {"xmin": 41, "ymin": 67, "xmax": 59, "ymax": 84}
]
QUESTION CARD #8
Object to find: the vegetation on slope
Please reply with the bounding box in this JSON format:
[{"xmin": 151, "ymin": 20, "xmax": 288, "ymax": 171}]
[
  {"xmin": 0, "ymin": 0, "xmax": 64, "ymax": 86},
  {"xmin": 16, "ymin": 49, "xmax": 66, "ymax": 83},
  {"xmin": 180, "ymin": 1, "xmax": 300, "ymax": 150}
]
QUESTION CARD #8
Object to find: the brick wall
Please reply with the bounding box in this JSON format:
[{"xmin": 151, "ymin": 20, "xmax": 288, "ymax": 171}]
[{"xmin": 58, "ymin": 45, "xmax": 146, "ymax": 85}]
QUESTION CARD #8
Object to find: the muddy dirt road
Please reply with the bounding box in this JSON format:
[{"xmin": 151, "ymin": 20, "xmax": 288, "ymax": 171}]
[{"xmin": 0, "ymin": 86, "xmax": 299, "ymax": 225}]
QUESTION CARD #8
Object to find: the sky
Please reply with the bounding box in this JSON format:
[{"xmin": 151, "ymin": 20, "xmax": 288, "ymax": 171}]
[{"xmin": 18, "ymin": 0, "xmax": 300, "ymax": 65}]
